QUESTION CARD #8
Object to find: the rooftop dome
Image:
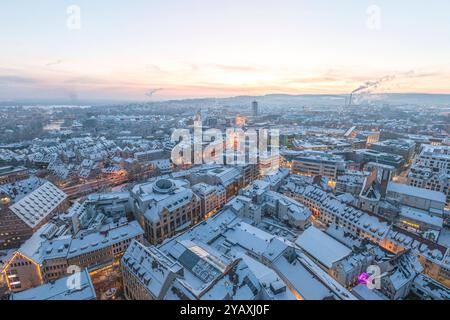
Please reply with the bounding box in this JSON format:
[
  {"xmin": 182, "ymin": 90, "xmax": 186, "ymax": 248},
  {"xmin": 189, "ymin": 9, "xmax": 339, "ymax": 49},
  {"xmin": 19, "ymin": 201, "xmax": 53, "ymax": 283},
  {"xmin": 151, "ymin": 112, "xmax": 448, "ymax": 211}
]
[
  {"xmin": 0, "ymin": 192, "xmax": 10, "ymax": 206},
  {"xmin": 153, "ymin": 179, "xmax": 175, "ymax": 194}
]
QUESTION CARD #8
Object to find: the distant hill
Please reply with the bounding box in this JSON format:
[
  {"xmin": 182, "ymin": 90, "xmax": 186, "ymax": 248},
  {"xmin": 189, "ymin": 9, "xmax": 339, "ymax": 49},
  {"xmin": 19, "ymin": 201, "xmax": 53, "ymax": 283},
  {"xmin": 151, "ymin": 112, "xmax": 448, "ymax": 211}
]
[
  {"xmin": 158, "ymin": 93, "xmax": 450, "ymax": 108},
  {"xmin": 1, "ymin": 93, "xmax": 449, "ymax": 108}
]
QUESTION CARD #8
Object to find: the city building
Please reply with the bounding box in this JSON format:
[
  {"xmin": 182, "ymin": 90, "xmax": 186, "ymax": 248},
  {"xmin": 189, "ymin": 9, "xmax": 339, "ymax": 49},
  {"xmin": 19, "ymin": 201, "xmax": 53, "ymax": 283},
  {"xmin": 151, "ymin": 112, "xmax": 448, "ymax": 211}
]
[
  {"xmin": 0, "ymin": 178, "xmax": 69, "ymax": 249},
  {"xmin": 408, "ymin": 145, "xmax": 450, "ymax": 206},
  {"xmin": 411, "ymin": 274, "xmax": 450, "ymax": 300},
  {"xmin": 252, "ymin": 101, "xmax": 259, "ymax": 117},
  {"xmin": 353, "ymin": 149, "xmax": 405, "ymax": 170},
  {"xmin": 370, "ymin": 139, "xmax": 416, "ymax": 162},
  {"xmin": 0, "ymin": 166, "xmax": 28, "ymax": 184},
  {"xmin": 130, "ymin": 178, "xmax": 201, "ymax": 244},
  {"xmin": 292, "ymin": 151, "xmax": 346, "ymax": 179},
  {"xmin": 336, "ymin": 171, "xmax": 370, "ymax": 196},
  {"xmin": 238, "ymin": 180, "xmax": 312, "ymax": 230},
  {"xmin": 192, "ymin": 183, "xmax": 226, "ymax": 218},
  {"xmin": 381, "ymin": 226, "xmax": 450, "ymax": 287},
  {"xmin": 356, "ymin": 131, "xmax": 380, "ymax": 145},
  {"xmin": 10, "ymin": 269, "xmax": 96, "ymax": 300},
  {"xmin": 386, "ymin": 182, "xmax": 446, "ymax": 217},
  {"xmin": 122, "ymin": 206, "xmax": 357, "ymax": 300},
  {"xmin": 121, "ymin": 238, "xmax": 296, "ymax": 300},
  {"xmin": 380, "ymin": 251, "xmax": 423, "ymax": 300},
  {"xmin": 282, "ymin": 181, "xmax": 391, "ymax": 245},
  {"xmin": 397, "ymin": 206, "xmax": 443, "ymax": 235},
  {"xmin": 295, "ymin": 226, "xmax": 352, "ymax": 272},
  {"xmin": 1, "ymin": 74, "xmax": 450, "ymax": 302},
  {"xmin": 351, "ymin": 284, "xmax": 388, "ymax": 300},
  {"xmin": 134, "ymin": 149, "xmax": 166, "ymax": 163},
  {"xmin": 188, "ymin": 166, "xmax": 246, "ymax": 200},
  {"xmin": 1, "ymin": 220, "xmax": 143, "ymax": 292}
]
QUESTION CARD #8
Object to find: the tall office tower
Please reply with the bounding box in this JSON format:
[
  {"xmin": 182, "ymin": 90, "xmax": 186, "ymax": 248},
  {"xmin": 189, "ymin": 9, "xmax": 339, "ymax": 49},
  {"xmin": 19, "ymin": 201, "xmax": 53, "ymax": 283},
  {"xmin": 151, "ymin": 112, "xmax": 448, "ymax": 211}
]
[{"xmin": 252, "ymin": 100, "xmax": 259, "ymax": 117}]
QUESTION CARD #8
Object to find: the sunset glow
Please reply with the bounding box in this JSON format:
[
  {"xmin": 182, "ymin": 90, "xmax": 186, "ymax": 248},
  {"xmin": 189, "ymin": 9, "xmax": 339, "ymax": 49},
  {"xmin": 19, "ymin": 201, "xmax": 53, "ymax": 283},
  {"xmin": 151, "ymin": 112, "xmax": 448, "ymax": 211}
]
[{"xmin": 1, "ymin": 0, "xmax": 450, "ymax": 101}]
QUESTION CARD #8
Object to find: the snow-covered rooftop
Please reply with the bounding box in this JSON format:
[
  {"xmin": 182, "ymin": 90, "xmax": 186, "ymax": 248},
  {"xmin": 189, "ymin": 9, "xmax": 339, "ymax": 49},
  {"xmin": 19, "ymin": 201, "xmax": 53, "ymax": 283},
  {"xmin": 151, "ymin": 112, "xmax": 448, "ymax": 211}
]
[
  {"xmin": 295, "ymin": 226, "xmax": 352, "ymax": 269},
  {"xmin": 387, "ymin": 182, "xmax": 446, "ymax": 203},
  {"xmin": 9, "ymin": 181, "xmax": 67, "ymax": 228},
  {"xmin": 400, "ymin": 206, "xmax": 443, "ymax": 229},
  {"xmin": 11, "ymin": 269, "xmax": 95, "ymax": 300}
]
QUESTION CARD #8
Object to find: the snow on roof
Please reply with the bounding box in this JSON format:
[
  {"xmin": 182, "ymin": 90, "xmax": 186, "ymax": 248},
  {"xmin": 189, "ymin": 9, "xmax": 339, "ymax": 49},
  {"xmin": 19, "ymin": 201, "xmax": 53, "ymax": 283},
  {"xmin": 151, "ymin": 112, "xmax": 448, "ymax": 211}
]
[
  {"xmin": 336, "ymin": 193, "xmax": 355, "ymax": 204},
  {"xmin": 295, "ymin": 226, "xmax": 352, "ymax": 269},
  {"xmin": 192, "ymin": 182, "xmax": 217, "ymax": 196},
  {"xmin": 239, "ymin": 254, "xmax": 296, "ymax": 300},
  {"xmin": 15, "ymin": 224, "xmax": 56, "ymax": 263},
  {"xmin": 223, "ymin": 222, "xmax": 277, "ymax": 256},
  {"xmin": 9, "ymin": 181, "xmax": 67, "ymax": 228},
  {"xmin": 295, "ymin": 184, "xmax": 390, "ymax": 239},
  {"xmin": 156, "ymin": 206, "xmax": 356, "ymax": 300},
  {"xmin": 15, "ymin": 220, "xmax": 143, "ymax": 265},
  {"xmin": 437, "ymin": 228, "xmax": 450, "ymax": 248},
  {"xmin": 207, "ymin": 167, "xmax": 241, "ymax": 186},
  {"xmin": 295, "ymin": 249, "xmax": 356, "ymax": 300},
  {"xmin": 387, "ymin": 226, "xmax": 448, "ymax": 267},
  {"xmin": 0, "ymin": 176, "xmax": 44, "ymax": 203},
  {"xmin": 67, "ymin": 220, "xmax": 143, "ymax": 258},
  {"xmin": 11, "ymin": 269, "xmax": 96, "ymax": 300},
  {"xmin": 160, "ymin": 208, "xmax": 239, "ymax": 248},
  {"xmin": 159, "ymin": 235, "xmax": 292, "ymax": 300},
  {"xmin": 387, "ymin": 182, "xmax": 446, "ymax": 203},
  {"xmin": 337, "ymin": 171, "xmax": 368, "ymax": 183},
  {"xmin": 272, "ymin": 254, "xmax": 335, "ymax": 300},
  {"xmin": 420, "ymin": 144, "xmax": 450, "ymax": 160},
  {"xmin": 122, "ymin": 240, "xmax": 183, "ymax": 299},
  {"xmin": 262, "ymin": 168, "xmax": 289, "ymax": 187},
  {"xmin": 326, "ymin": 224, "xmax": 362, "ymax": 249},
  {"xmin": 400, "ymin": 206, "xmax": 443, "ymax": 228},
  {"xmin": 170, "ymin": 239, "xmax": 230, "ymax": 279},
  {"xmin": 352, "ymin": 283, "xmax": 387, "ymax": 300},
  {"xmin": 199, "ymin": 259, "xmax": 260, "ymax": 300},
  {"xmin": 413, "ymin": 274, "xmax": 450, "ymax": 300},
  {"xmin": 86, "ymin": 191, "xmax": 130, "ymax": 203},
  {"xmin": 387, "ymin": 252, "xmax": 423, "ymax": 291},
  {"xmin": 144, "ymin": 189, "xmax": 194, "ymax": 223}
]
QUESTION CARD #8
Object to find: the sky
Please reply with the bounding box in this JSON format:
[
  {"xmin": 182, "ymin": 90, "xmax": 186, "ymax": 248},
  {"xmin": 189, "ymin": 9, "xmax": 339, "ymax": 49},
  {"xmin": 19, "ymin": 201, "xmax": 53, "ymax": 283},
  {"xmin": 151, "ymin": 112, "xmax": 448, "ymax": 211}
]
[{"xmin": 1, "ymin": 0, "xmax": 450, "ymax": 101}]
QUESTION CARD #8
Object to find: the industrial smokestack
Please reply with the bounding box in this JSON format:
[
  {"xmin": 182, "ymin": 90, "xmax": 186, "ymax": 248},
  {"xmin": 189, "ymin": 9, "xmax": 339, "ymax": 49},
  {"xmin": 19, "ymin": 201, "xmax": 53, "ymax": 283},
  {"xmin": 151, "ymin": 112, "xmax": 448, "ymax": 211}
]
[{"xmin": 348, "ymin": 75, "xmax": 395, "ymax": 106}]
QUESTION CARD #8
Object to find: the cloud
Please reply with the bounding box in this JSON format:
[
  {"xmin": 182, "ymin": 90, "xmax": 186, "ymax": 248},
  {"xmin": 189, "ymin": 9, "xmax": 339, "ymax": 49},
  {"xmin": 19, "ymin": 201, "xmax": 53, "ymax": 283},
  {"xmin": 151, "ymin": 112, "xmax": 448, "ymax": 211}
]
[
  {"xmin": 63, "ymin": 76, "xmax": 102, "ymax": 85},
  {"xmin": 213, "ymin": 64, "xmax": 262, "ymax": 72},
  {"xmin": 144, "ymin": 64, "xmax": 167, "ymax": 74},
  {"xmin": 401, "ymin": 70, "xmax": 442, "ymax": 79},
  {"xmin": 0, "ymin": 75, "xmax": 38, "ymax": 86},
  {"xmin": 45, "ymin": 60, "xmax": 62, "ymax": 67},
  {"xmin": 0, "ymin": 75, "xmax": 38, "ymax": 84}
]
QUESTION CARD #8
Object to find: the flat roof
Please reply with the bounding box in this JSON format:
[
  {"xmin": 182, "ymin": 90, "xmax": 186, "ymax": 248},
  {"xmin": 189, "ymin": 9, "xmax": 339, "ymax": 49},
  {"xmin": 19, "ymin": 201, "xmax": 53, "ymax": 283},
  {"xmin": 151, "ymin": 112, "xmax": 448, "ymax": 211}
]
[
  {"xmin": 0, "ymin": 166, "xmax": 27, "ymax": 176},
  {"xmin": 295, "ymin": 226, "xmax": 352, "ymax": 269},
  {"xmin": 11, "ymin": 269, "xmax": 96, "ymax": 300},
  {"xmin": 400, "ymin": 206, "xmax": 443, "ymax": 228},
  {"xmin": 352, "ymin": 284, "xmax": 387, "ymax": 300},
  {"xmin": 387, "ymin": 182, "xmax": 446, "ymax": 203}
]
